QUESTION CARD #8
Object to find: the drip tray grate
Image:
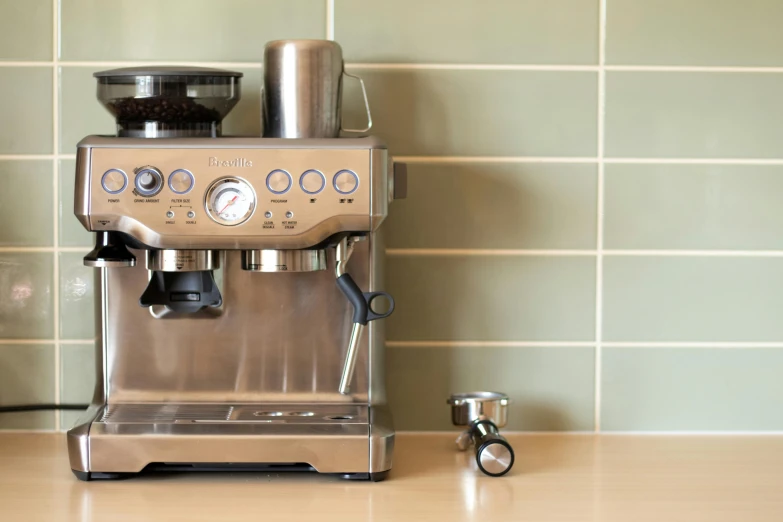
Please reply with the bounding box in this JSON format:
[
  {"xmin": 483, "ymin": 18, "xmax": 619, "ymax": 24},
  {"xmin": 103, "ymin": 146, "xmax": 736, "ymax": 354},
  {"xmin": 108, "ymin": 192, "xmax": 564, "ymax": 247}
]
[{"xmin": 99, "ymin": 404, "xmax": 368, "ymax": 424}]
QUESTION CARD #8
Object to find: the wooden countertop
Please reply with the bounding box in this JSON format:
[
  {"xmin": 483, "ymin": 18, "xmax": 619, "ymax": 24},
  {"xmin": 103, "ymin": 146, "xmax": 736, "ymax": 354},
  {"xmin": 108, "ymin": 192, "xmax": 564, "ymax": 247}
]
[{"xmin": 1, "ymin": 432, "xmax": 782, "ymax": 521}]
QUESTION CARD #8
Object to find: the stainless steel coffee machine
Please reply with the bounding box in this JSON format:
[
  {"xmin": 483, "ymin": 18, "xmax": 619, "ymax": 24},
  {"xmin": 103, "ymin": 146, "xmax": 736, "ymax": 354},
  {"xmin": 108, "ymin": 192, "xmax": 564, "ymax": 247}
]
[{"xmin": 67, "ymin": 40, "xmax": 405, "ymax": 481}]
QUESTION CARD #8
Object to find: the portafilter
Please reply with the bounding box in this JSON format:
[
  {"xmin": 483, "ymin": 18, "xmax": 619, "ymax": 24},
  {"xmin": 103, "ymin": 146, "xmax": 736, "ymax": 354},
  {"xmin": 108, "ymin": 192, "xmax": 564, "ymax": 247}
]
[{"xmin": 447, "ymin": 392, "xmax": 514, "ymax": 477}]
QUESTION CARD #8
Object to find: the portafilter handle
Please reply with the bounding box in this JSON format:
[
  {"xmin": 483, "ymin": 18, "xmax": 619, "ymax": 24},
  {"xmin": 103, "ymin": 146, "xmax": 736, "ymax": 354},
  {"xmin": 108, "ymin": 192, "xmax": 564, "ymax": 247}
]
[
  {"xmin": 335, "ymin": 236, "xmax": 395, "ymax": 395},
  {"xmin": 459, "ymin": 420, "xmax": 515, "ymax": 477},
  {"xmin": 448, "ymin": 392, "xmax": 514, "ymax": 477}
]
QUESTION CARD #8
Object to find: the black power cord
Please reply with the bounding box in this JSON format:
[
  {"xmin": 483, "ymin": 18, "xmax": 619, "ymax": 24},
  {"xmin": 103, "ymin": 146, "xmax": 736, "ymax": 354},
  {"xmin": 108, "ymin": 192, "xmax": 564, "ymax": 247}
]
[{"xmin": 0, "ymin": 404, "xmax": 89, "ymax": 413}]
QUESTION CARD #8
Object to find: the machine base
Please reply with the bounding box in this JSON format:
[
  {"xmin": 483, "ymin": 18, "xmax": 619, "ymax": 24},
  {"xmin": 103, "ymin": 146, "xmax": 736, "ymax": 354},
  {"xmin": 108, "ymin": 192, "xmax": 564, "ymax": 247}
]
[
  {"xmin": 72, "ymin": 468, "xmax": 390, "ymax": 482},
  {"xmin": 68, "ymin": 403, "xmax": 395, "ymax": 482}
]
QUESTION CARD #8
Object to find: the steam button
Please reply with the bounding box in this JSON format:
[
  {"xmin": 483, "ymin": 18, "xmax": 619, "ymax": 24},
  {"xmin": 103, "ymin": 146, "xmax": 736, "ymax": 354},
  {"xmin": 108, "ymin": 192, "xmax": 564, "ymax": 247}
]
[
  {"xmin": 333, "ymin": 170, "xmax": 359, "ymax": 195},
  {"xmin": 266, "ymin": 169, "xmax": 292, "ymax": 194},
  {"xmin": 101, "ymin": 169, "xmax": 127, "ymax": 194}
]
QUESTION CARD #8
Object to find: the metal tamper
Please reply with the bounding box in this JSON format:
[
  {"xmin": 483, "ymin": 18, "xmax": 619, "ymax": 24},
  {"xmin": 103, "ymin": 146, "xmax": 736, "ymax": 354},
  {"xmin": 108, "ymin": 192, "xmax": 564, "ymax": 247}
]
[{"xmin": 447, "ymin": 392, "xmax": 514, "ymax": 477}]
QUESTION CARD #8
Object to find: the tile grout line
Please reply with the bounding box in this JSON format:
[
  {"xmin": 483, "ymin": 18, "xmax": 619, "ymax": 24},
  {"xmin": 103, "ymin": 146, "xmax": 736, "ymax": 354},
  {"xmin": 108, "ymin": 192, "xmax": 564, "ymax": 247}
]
[
  {"xmin": 594, "ymin": 0, "xmax": 608, "ymax": 434},
  {"xmin": 0, "ymin": 247, "xmax": 90, "ymax": 253},
  {"xmin": 8, "ymin": 61, "xmax": 783, "ymax": 73},
  {"xmin": 385, "ymin": 249, "xmax": 783, "ymax": 257},
  {"xmin": 5, "ymin": 247, "xmax": 783, "ymax": 257},
  {"xmin": 52, "ymin": 0, "xmax": 61, "ymax": 431},
  {"xmin": 7, "ymin": 155, "xmax": 783, "ymax": 165},
  {"xmin": 4, "ymin": 339, "xmax": 783, "ymax": 348},
  {"xmin": 386, "ymin": 342, "xmax": 783, "ymax": 349},
  {"xmin": 326, "ymin": 0, "xmax": 335, "ymax": 40}
]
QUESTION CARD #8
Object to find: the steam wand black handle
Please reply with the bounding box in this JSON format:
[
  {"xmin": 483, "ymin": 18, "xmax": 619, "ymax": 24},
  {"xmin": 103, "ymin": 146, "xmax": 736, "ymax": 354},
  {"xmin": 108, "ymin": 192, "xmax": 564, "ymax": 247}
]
[
  {"xmin": 336, "ymin": 273, "xmax": 395, "ymax": 325},
  {"xmin": 335, "ymin": 272, "xmax": 395, "ymax": 395}
]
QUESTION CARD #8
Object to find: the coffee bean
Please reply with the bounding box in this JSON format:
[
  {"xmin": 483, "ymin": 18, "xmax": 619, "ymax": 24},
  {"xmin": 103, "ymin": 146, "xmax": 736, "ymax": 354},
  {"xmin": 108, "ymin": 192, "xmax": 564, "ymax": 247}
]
[{"xmin": 108, "ymin": 97, "xmax": 221, "ymax": 124}]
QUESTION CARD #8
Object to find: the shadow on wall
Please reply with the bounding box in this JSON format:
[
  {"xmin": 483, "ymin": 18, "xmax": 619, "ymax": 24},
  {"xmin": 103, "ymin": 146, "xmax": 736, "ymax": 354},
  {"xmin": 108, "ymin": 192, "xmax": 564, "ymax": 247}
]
[{"xmin": 342, "ymin": 69, "xmax": 451, "ymax": 153}]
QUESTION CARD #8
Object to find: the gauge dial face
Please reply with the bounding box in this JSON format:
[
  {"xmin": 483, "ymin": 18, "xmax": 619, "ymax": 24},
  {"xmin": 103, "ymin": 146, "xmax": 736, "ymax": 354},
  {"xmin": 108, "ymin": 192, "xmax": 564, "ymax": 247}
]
[{"xmin": 205, "ymin": 177, "xmax": 256, "ymax": 226}]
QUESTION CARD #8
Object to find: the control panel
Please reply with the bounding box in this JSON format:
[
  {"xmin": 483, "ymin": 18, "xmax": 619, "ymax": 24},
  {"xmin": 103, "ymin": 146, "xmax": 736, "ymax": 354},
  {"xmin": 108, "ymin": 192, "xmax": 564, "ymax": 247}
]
[{"xmin": 84, "ymin": 146, "xmax": 379, "ymax": 248}]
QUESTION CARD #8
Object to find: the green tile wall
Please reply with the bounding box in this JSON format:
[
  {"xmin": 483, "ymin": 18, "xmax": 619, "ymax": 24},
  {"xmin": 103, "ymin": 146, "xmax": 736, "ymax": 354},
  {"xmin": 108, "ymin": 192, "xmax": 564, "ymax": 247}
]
[
  {"xmin": 388, "ymin": 346, "xmax": 595, "ymax": 431},
  {"xmin": 386, "ymin": 163, "xmax": 598, "ymax": 249},
  {"xmin": 602, "ymin": 348, "xmax": 783, "ymax": 431},
  {"xmin": 343, "ymin": 69, "xmax": 598, "ymax": 156},
  {"xmin": 1, "ymin": 1, "xmax": 782, "ymax": 433},
  {"xmin": 336, "ymin": 0, "xmax": 599, "ymax": 65},
  {"xmin": 387, "ymin": 256, "xmax": 596, "ymax": 342}
]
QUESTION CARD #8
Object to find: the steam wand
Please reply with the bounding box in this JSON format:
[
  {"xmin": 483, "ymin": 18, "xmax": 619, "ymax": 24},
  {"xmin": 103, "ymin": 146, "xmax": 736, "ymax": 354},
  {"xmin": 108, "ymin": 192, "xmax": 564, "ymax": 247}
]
[{"xmin": 335, "ymin": 236, "xmax": 395, "ymax": 394}]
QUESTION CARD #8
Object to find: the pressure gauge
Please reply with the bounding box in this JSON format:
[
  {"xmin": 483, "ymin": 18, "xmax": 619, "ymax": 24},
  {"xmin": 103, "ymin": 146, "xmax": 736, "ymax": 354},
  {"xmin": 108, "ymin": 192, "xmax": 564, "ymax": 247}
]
[{"xmin": 205, "ymin": 177, "xmax": 256, "ymax": 226}]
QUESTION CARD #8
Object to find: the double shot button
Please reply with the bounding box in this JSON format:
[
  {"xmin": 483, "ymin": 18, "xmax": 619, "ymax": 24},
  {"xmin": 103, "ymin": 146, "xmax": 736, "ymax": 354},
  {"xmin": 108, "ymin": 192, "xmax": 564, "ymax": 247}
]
[{"xmin": 333, "ymin": 170, "xmax": 359, "ymax": 195}]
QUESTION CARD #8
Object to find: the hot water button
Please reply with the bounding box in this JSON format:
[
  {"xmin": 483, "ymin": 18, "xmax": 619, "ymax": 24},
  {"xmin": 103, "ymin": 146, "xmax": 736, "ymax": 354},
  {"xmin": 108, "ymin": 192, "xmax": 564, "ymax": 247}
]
[
  {"xmin": 101, "ymin": 169, "xmax": 127, "ymax": 194},
  {"xmin": 333, "ymin": 170, "xmax": 359, "ymax": 194}
]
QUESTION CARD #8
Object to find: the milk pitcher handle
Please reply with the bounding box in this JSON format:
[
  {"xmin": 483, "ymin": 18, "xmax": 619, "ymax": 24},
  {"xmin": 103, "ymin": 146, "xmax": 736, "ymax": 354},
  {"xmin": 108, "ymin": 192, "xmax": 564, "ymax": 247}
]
[{"xmin": 341, "ymin": 71, "xmax": 373, "ymax": 133}]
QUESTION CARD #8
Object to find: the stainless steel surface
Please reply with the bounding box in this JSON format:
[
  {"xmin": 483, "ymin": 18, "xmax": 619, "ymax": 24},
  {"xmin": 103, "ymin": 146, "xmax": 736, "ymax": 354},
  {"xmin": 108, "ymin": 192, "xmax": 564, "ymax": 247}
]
[
  {"xmin": 68, "ymin": 239, "xmax": 394, "ymax": 475},
  {"xmin": 75, "ymin": 137, "xmax": 390, "ymax": 249},
  {"xmin": 88, "ymin": 403, "xmax": 372, "ymax": 473},
  {"xmin": 369, "ymin": 404, "xmax": 395, "ymax": 474},
  {"xmin": 335, "ymin": 236, "xmax": 356, "ymax": 277},
  {"xmin": 340, "ymin": 71, "xmax": 373, "ymax": 134},
  {"xmin": 241, "ymin": 249, "xmax": 327, "ymax": 272},
  {"xmin": 456, "ymin": 430, "xmax": 472, "ymax": 451},
  {"xmin": 448, "ymin": 392, "xmax": 510, "ymax": 428},
  {"xmin": 146, "ymin": 249, "xmax": 219, "ymax": 272},
  {"xmin": 70, "ymin": 241, "xmax": 395, "ymax": 475},
  {"xmin": 262, "ymin": 40, "xmax": 371, "ymax": 139},
  {"xmin": 339, "ymin": 322, "xmax": 364, "ymax": 395},
  {"xmin": 68, "ymin": 52, "xmax": 397, "ymax": 478},
  {"xmin": 83, "ymin": 258, "xmax": 134, "ymax": 268},
  {"xmin": 103, "ymin": 247, "xmax": 372, "ymax": 403},
  {"xmin": 100, "ymin": 403, "xmax": 368, "ymax": 424},
  {"xmin": 478, "ymin": 442, "xmax": 513, "ymax": 475}
]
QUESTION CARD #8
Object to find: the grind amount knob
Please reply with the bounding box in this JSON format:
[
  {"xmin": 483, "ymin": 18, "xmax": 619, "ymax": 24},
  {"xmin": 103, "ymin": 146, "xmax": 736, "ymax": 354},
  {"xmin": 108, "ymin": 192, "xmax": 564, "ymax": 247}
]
[{"xmin": 135, "ymin": 167, "xmax": 163, "ymax": 196}]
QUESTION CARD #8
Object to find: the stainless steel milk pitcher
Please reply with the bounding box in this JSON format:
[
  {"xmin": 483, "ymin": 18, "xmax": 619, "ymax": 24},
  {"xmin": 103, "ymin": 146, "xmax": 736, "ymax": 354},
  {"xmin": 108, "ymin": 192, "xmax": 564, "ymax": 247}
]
[{"xmin": 262, "ymin": 39, "xmax": 372, "ymax": 138}]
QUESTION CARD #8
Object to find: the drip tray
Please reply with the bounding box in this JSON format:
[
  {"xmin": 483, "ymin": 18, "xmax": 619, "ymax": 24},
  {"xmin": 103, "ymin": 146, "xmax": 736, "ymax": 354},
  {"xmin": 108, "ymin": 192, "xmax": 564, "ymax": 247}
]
[{"xmin": 100, "ymin": 403, "xmax": 368, "ymax": 424}]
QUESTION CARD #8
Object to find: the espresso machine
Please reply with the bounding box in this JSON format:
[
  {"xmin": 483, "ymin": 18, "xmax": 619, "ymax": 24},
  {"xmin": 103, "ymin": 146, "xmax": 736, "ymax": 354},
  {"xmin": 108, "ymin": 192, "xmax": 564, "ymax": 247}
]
[{"xmin": 67, "ymin": 40, "xmax": 405, "ymax": 481}]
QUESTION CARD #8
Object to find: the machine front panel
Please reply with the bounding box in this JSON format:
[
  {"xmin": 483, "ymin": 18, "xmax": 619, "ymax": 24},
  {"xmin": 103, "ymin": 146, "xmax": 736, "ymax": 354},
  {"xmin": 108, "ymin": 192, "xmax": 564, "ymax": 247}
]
[{"xmin": 88, "ymin": 147, "xmax": 372, "ymax": 246}]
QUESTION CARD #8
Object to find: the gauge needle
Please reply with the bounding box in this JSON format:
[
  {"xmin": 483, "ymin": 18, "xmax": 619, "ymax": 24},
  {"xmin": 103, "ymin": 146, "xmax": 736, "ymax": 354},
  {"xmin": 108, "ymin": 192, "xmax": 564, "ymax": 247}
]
[{"xmin": 218, "ymin": 195, "xmax": 238, "ymax": 214}]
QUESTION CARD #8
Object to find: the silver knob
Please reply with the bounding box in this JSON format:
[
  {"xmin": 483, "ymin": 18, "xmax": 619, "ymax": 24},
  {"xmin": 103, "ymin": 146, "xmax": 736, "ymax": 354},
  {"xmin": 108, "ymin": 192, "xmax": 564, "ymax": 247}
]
[
  {"xmin": 168, "ymin": 169, "xmax": 194, "ymax": 194},
  {"xmin": 333, "ymin": 170, "xmax": 359, "ymax": 194},
  {"xmin": 135, "ymin": 167, "xmax": 163, "ymax": 196},
  {"xmin": 266, "ymin": 169, "xmax": 292, "ymax": 194},
  {"xmin": 101, "ymin": 169, "xmax": 127, "ymax": 194}
]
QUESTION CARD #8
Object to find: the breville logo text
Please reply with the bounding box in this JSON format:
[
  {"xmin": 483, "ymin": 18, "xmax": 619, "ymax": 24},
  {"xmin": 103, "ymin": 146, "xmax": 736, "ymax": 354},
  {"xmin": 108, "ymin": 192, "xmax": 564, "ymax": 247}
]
[{"xmin": 209, "ymin": 156, "xmax": 253, "ymax": 167}]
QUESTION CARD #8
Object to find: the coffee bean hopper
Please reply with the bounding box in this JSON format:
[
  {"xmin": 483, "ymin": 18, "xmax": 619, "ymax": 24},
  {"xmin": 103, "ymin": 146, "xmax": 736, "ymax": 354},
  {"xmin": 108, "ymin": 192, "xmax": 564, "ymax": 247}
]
[{"xmin": 448, "ymin": 392, "xmax": 514, "ymax": 477}]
